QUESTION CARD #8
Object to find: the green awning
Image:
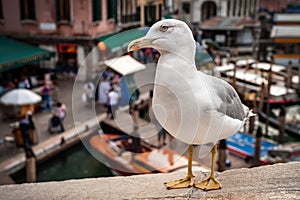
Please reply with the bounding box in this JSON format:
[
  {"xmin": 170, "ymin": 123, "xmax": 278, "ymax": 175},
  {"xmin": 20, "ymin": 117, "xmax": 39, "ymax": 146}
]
[
  {"xmin": 98, "ymin": 28, "xmax": 146, "ymax": 53},
  {"xmin": 0, "ymin": 37, "xmax": 55, "ymax": 72}
]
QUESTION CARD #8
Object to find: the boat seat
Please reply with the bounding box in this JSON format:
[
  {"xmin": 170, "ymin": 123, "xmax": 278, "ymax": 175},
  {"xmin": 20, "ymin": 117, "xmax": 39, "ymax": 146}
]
[
  {"xmin": 4, "ymin": 134, "xmax": 15, "ymax": 144},
  {"xmin": 108, "ymin": 141, "xmax": 121, "ymax": 155},
  {"xmin": 121, "ymin": 151, "xmax": 132, "ymax": 163},
  {"xmin": 0, "ymin": 134, "xmax": 16, "ymax": 154}
]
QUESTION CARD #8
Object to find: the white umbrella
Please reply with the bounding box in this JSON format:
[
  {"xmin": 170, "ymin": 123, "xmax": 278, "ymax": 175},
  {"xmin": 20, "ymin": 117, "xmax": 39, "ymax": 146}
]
[{"xmin": 0, "ymin": 88, "xmax": 42, "ymax": 106}]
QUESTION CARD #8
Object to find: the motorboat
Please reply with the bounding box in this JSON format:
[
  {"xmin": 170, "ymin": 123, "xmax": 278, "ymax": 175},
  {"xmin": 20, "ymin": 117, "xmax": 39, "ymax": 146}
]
[
  {"xmin": 226, "ymin": 132, "xmax": 277, "ymax": 165},
  {"xmin": 258, "ymin": 106, "xmax": 300, "ymax": 139},
  {"xmin": 89, "ymin": 132, "xmax": 209, "ymax": 176}
]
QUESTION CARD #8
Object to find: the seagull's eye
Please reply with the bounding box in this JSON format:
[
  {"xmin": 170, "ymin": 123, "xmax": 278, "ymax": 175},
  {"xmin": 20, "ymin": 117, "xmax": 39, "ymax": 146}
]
[{"xmin": 159, "ymin": 25, "xmax": 169, "ymax": 32}]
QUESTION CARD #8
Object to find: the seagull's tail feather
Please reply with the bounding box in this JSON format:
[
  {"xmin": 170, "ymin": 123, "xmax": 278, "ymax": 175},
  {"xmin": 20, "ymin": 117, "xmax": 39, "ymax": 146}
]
[
  {"xmin": 247, "ymin": 109, "xmax": 256, "ymax": 118},
  {"xmin": 242, "ymin": 104, "xmax": 256, "ymax": 119},
  {"xmin": 241, "ymin": 105, "xmax": 256, "ymax": 128}
]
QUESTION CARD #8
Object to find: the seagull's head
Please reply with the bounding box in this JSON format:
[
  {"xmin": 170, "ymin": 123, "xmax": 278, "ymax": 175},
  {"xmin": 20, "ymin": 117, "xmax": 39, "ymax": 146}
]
[{"xmin": 128, "ymin": 19, "xmax": 195, "ymax": 57}]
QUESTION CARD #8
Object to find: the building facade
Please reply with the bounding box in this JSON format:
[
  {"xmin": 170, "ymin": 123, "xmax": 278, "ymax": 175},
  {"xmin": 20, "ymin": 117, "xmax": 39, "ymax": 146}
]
[
  {"xmin": 257, "ymin": 0, "xmax": 300, "ymax": 65},
  {"xmin": 271, "ymin": 13, "xmax": 300, "ymax": 66},
  {"xmin": 184, "ymin": 0, "xmax": 259, "ymax": 24},
  {"xmin": 0, "ymin": 0, "xmax": 158, "ymax": 80},
  {"xmin": 191, "ymin": 0, "xmax": 260, "ymax": 57}
]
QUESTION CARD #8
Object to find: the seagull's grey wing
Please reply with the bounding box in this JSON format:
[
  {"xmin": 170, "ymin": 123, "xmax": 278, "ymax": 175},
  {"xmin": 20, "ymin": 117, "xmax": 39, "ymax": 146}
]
[
  {"xmin": 207, "ymin": 75, "xmax": 246, "ymax": 121},
  {"xmin": 195, "ymin": 43, "xmax": 221, "ymax": 78},
  {"xmin": 195, "ymin": 45, "xmax": 245, "ymax": 121}
]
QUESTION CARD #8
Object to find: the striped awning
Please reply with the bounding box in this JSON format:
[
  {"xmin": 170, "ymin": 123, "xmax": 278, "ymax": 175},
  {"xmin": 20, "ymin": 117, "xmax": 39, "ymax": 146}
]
[
  {"xmin": 98, "ymin": 28, "xmax": 147, "ymax": 53},
  {"xmin": 0, "ymin": 37, "xmax": 55, "ymax": 72}
]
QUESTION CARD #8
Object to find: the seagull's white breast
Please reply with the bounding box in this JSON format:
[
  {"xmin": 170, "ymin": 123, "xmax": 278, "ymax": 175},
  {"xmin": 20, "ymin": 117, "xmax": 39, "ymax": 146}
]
[{"xmin": 152, "ymin": 55, "xmax": 243, "ymax": 145}]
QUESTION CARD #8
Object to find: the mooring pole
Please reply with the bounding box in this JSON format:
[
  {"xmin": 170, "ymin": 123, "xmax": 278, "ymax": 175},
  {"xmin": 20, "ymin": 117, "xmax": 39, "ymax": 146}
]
[
  {"xmin": 26, "ymin": 149, "xmax": 36, "ymax": 183},
  {"xmin": 252, "ymin": 126, "xmax": 262, "ymax": 167},
  {"xmin": 265, "ymin": 57, "xmax": 273, "ymax": 135},
  {"xmin": 298, "ymin": 59, "xmax": 300, "ymax": 93},
  {"xmin": 286, "ymin": 61, "xmax": 292, "ymax": 90},
  {"xmin": 278, "ymin": 106, "xmax": 286, "ymax": 144},
  {"xmin": 218, "ymin": 139, "xmax": 227, "ymax": 172},
  {"xmin": 248, "ymin": 93, "xmax": 256, "ymax": 134},
  {"xmin": 133, "ymin": 105, "xmax": 139, "ymax": 126}
]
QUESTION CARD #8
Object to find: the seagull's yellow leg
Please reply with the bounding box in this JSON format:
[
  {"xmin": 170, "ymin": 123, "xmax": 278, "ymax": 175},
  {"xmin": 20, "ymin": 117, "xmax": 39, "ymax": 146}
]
[
  {"xmin": 195, "ymin": 145, "xmax": 222, "ymax": 191},
  {"xmin": 164, "ymin": 145, "xmax": 194, "ymax": 189}
]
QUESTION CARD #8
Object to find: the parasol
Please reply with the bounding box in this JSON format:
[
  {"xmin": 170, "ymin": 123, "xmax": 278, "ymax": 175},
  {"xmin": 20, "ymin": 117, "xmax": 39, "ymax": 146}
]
[{"xmin": 0, "ymin": 88, "xmax": 42, "ymax": 106}]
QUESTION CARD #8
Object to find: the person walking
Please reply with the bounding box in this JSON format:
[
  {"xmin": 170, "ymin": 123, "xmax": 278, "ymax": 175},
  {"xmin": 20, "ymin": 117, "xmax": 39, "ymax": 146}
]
[
  {"xmin": 158, "ymin": 127, "xmax": 168, "ymax": 147},
  {"xmin": 107, "ymin": 87, "xmax": 119, "ymax": 120},
  {"xmin": 112, "ymin": 83, "xmax": 122, "ymax": 103},
  {"xmin": 41, "ymin": 84, "xmax": 53, "ymax": 112},
  {"xmin": 48, "ymin": 111, "xmax": 64, "ymax": 134},
  {"xmin": 83, "ymin": 81, "xmax": 95, "ymax": 107},
  {"xmin": 98, "ymin": 76, "xmax": 110, "ymax": 105},
  {"xmin": 57, "ymin": 102, "xmax": 67, "ymax": 123},
  {"xmin": 19, "ymin": 111, "xmax": 35, "ymax": 156}
]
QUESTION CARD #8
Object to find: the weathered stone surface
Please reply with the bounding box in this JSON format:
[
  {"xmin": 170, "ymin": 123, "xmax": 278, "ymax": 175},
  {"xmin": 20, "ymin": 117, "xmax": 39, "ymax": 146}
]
[{"xmin": 0, "ymin": 162, "xmax": 299, "ymax": 200}]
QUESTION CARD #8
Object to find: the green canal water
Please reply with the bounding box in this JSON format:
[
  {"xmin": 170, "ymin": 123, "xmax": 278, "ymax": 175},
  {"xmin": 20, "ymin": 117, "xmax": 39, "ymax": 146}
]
[{"xmin": 11, "ymin": 140, "xmax": 113, "ymax": 183}]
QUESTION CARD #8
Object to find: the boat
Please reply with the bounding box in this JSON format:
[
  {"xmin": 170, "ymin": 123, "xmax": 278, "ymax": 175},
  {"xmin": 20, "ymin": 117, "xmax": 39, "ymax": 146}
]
[
  {"xmin": 263, "ymin": 142, "xmax": 300, "ymax": 164},
  {"xmin": 215, "ymin": 64, "xmax": 300, "ymax": 108},
  {"xmin": 226, "ymin": 132, "xmax": 277, "ymax": 165},
  {"xmin": 258, "ymin": 108, "xmax": 300, "ymax": 139},
  {"xmin": 89, "ymin": 131, "xmax": 208, "ymax": 176}
]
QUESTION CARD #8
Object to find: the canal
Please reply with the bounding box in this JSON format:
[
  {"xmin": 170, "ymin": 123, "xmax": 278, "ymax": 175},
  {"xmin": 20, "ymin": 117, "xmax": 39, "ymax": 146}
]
[{"xmin": 11, "ymin": 136, "xmax": 113, "ymax": 183}]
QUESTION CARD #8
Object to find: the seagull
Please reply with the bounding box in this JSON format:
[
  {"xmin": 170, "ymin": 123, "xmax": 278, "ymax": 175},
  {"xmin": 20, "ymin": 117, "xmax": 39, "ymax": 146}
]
[{"xmin": 128, "ymin": 19, "xmax": 255, "ymax": 191}]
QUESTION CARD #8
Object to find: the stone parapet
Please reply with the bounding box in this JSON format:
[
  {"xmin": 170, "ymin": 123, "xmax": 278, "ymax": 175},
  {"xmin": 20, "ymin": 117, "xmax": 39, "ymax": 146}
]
[{"xmin": 1, "ymin": 162, "xmax": 299, "ymax": 199}]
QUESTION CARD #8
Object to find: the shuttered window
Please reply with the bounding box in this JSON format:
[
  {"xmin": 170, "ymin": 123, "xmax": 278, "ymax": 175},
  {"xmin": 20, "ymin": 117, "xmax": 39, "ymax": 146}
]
[
  {"xmin": 107, "ymin": 0, "xmax": 117, "ymax": 22},
  {"xmin": 20, "ymin": 0, "xmax": 36, "ymax": 20},
  {"xmin": 92, "ymin": 0, "xmax": 102, "ymax": 22},
  {"xmin": 56, "ymin": 0, "xmax": 71, "ymax": 22},
  {"xmin": 0, "ymin": 0, "xmax": 3, "ymax": 19}
]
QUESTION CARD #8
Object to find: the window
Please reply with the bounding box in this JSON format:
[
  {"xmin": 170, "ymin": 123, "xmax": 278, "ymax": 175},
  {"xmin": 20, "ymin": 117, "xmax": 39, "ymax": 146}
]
[
  {"xmin": 275, "ymin": 43, "xmax": 300, "ymax": 54},
  {"xmin": 182, "ymin": 2, "xmax": 190, "ymax": 14},
  {"xmin": 20, "ymin": 0, "xmax": 36, "ymax": 20},
  {"xmin": 201, "ymin": 1, "xmax": 216, "ymax": 21},
  {"xmin": 56, "ymin": 0, "xmax": 71, "ymax": 22},
  {"xmin": 227, "ymin": 0, "xmax": 231, "ymax": 16},
  {"xmin": 0, "ymin": 0, "xmax": 3, "ymax": 19},
  {"xmin": 92, "ymin": 0, "xmax": 102, "ymax": 22},
  {"xmin": 107, "ymin": 0, "xmax": 117, "ymax": 22},
  {"xmin": 145, "ymin": 5, "xmax": 156, "ymax": 26}
]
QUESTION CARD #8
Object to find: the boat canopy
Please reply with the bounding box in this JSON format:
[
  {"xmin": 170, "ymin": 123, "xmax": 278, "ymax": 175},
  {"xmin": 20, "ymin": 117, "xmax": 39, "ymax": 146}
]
[
  {"xmin": 271, "ymin": 25, "xmax": 300, "ymax": 38},
  {"xmin": 102, "ymin": 55, "xmax": 146, "ymax": 76},
  {"xmin": 251, "ymin": 62, "xmax": 286, "ymax": 72},
  {"xmin": 215, "ymin": 63, "xmax": 234, "ymax": 72}
]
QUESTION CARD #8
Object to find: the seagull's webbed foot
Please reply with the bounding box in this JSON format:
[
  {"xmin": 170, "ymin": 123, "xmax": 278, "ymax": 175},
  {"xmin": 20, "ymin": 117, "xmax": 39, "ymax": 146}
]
[
  {"xmin": 165, "ymin": 145, "xmax": 195, "ymax": 189},
  {"xmin": 194, "ymin": 176, "xmax": 221, "ymax": 191},
  {"xmin": 164, "ymin": 175, "xmax": 194, "ymax": 189},
  {"xmin": 195, "ymin": 144, "xmax": 222, "ymax": 191}
]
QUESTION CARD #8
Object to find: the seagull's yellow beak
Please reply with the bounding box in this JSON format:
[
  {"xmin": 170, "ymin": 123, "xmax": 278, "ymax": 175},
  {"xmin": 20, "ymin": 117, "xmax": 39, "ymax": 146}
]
[{"xmin": 127, "ymin": 37, "xmax": 154, "ymax": 52}]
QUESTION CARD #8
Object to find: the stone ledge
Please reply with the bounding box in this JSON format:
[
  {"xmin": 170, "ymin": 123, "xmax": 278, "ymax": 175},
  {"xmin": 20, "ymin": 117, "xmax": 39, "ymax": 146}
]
[{"xmin": 1, "ymin": 162, "xmax": 299, "ymax": 200}]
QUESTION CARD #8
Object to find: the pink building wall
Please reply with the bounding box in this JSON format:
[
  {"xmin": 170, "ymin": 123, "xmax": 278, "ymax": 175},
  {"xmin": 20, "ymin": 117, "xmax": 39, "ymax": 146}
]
[{"xmin": 0, "ymin": 0, "xmax": 114, "ymax": 37}]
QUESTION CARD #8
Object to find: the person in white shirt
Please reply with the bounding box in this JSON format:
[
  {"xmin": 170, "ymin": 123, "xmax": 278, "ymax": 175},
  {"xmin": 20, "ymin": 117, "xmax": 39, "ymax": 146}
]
[
  {"xmin": 107, "ymin": 87, "xmax": 119, "ymax": 119},
  {"xmin": 98, "ymin": 76, "xmax": 110, "ymax": 105},
  {"xmin": 83, "ymin": 81, "xmax": 95, "ymax": 106},
  {"xmin": 57, "ymin": 102, "xmax": 67, "ymax": 122}
]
